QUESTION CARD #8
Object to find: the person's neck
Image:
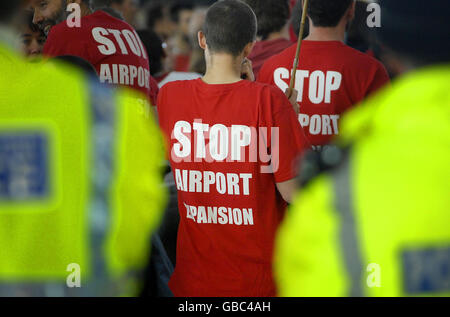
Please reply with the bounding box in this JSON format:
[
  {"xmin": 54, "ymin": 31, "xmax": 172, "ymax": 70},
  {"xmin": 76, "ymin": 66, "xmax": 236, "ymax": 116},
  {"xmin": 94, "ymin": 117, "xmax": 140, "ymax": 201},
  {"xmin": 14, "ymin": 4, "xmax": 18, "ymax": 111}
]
[
  {"xmin": 304, "ymin": 21, "xmax": 346, "ymax": 42},
  {"xmin": 265, "ymin": 25, "xmax": 290, "ymax": 41},
  {"xmin": 202, "ymin": 53, "xmax": 243, "ymax": 85}
]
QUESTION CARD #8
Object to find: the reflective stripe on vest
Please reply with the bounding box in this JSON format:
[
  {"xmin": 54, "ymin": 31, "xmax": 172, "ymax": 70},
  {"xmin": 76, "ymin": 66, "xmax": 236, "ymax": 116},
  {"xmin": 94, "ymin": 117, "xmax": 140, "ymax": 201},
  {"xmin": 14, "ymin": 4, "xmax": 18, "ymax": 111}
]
[
  {"xmin": 84, "ymin": 78, "xmax": 116, "ymax": 296},
  {"xmin": 332, "ymin": 155, "xmax": 365, "ymax": 297}
]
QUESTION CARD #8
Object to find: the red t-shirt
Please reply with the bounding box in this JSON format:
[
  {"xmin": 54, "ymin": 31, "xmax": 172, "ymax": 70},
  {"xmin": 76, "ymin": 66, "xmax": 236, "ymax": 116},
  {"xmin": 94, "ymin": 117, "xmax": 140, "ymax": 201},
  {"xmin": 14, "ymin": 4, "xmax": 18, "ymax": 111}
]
[
  {"xmin": 157, "ymin": 78, "xmax": 309, "ymax": 296},
  {"xmin": 248, "ymin": 38, "xmax": 293, "ymax": 78},
  {"xmin": 258, "ymin": 40, "xmax": 390, "ymax": 148},
  {"xmin": 43, "ymin": 11, "xmax": 157, "ymax": 104},
  {"xmin": 149, "ymin": 76, "xmax": 159, "ymax": 106}
]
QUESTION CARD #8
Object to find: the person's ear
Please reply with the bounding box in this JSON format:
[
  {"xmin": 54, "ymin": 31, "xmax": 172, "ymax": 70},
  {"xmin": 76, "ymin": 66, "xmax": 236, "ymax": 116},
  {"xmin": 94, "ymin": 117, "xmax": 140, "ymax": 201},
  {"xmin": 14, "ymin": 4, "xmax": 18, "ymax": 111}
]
[
  {"xmin": 242, "ymin": 41, "xmax": 255, "ymax": 58},
  {"xmin": 198, "ymin": 31, "xmax": 207, "ymax": 50}
]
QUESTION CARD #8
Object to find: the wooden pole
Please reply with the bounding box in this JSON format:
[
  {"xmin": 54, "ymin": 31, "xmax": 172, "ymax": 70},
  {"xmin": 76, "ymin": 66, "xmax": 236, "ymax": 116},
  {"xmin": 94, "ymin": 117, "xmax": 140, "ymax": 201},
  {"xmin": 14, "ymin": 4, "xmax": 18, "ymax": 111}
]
[{"xmin": 289, "ymin": 0, "xmax": 309, "ymax": 92}]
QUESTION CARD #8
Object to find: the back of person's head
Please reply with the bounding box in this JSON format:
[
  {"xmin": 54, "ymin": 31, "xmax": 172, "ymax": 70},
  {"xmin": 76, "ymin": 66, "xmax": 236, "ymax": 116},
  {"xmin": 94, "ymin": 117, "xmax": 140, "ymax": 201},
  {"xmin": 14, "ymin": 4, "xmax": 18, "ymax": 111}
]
[
  {"xmin": 241, "ymin": 0, "xmax": 290, "ymax": 40},
  {"xmin": 0, "ymin": 2, "xmax": 20, "ymax": 24},
  {"xmin": 137, "ymin": 29, "xmax": 166, "ymax": 76},
  {"xmin": 376, "ymin": 0, "xmax": 450, "ymax": 67},
  {"xmin": 308, "ymin": 0, "xmax": 353, "ymax": 27},
  {"xmin": 203, "ymin": 0, "xmax": 257, "ymax": 56},
  {"xmin": 291, "ymin": 0, "xmax": 310, "ymax": 39}
]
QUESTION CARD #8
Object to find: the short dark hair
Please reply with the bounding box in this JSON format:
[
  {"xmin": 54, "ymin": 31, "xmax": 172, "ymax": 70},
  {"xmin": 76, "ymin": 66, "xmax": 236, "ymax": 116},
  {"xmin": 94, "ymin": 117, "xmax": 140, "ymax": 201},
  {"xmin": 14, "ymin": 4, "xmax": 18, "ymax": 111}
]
[
  {"xmin": 308, "ymin": 0, "xmax": 352, "ymax": 27},
  {"xmin": 291, "ymin": 0, "xmax": 309, "ymax": 39},
  {"xmin": 242, "ymin": 0, "xmax": 290, "ymax": 40},
  {"xmin": 0, "ymin": 2, "xmax": 20, "ymax": 23},
  {"xmin": 203, "ymin": 0, "xmax": 257, "ymax": 56}
]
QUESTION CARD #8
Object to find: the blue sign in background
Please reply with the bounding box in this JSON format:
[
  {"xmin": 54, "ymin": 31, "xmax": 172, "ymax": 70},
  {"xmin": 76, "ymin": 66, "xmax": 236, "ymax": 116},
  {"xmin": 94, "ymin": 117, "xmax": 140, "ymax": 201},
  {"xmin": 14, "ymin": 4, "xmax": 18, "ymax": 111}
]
[{"xmin": 0, "ymin": 133, "xmax": 48, "ymax": 201}]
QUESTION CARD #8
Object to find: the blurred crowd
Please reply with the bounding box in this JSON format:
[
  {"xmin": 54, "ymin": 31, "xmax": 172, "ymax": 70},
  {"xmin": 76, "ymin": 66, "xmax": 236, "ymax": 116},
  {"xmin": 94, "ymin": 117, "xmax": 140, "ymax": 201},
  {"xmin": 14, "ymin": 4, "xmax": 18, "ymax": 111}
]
[{"xmin": 19, "ymin": 0, "xmax": 400, "ymax": 85}]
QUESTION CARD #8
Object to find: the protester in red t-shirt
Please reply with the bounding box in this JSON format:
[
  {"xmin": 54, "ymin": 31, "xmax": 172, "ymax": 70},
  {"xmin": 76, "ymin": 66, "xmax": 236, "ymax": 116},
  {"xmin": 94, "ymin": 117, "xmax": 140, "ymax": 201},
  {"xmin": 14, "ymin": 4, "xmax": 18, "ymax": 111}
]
[
  {"xmin": 258, "ymin": 0, "xmax": 390, "ymax": 149},
  {"xmin": 157, "ymin": 0, "xmax": 309, "ymax": 297},
  {"xmin": 29, "ymin": 0, "xmax": 158, "ymax": 105},
  {"xmin": 243, "ymin": 0, "xmax": 293, "ymax": 78}
]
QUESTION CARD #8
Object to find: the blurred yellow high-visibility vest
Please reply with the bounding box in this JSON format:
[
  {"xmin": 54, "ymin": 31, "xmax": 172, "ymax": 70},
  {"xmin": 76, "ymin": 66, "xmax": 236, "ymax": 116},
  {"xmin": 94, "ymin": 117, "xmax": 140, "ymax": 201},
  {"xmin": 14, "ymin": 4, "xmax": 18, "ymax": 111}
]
[
  {"xmin": 0, "ymin": 44, "xmax": 167, "ymax": 296},
  {"xmin": 275, "ymin": 65, "xmax": 450, "ymax": 297}
]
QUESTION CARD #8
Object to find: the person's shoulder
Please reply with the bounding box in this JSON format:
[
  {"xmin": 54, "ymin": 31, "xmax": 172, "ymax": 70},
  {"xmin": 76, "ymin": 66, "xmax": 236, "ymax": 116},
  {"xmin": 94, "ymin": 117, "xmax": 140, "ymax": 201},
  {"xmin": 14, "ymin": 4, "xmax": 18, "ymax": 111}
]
[
  {"xmin": 230, "ymin": 79, "xmax": 274, "ymax": 94},
  {"xmin": 159, "ymin": 72, "xmax": 202, "ymax": 87},
  {"xmin": 258, "ymin": 44, "xmax": 297, "ymax": 81},
  {"xmin": 272, "ymin": 42, "xmax": 297, "ymax": 59},
  {"xmin": 246, "ymin": 81, "xmax": 288, "ymax": 108},
  {"xmin": 47, "ymin": 16, "xmax": 92, "ymax": 40},
  {"xmin": 262, "ymin": 43, "xmax": 297, "ymax": 68},
  {"xmin": 163, "ymin": 78, "xmax": 197, "ymax": 88},
  {"xmin": 251, "ymin": 78, "xmax": 283, "ymax": 92},
  {"xmin": 251, "ymin": 80, "xmax": 283, "ymax": 94},
  {"xmin": 90, "ymin": 10, "xmax": 133, "ymax": 30},
  {"xmin": 160, "ymin": 78, "xmax": 198, "ymax": 95},
  {"xmin": 340, "ymin": 43, "xmax": 385, "ymax": 69}
]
